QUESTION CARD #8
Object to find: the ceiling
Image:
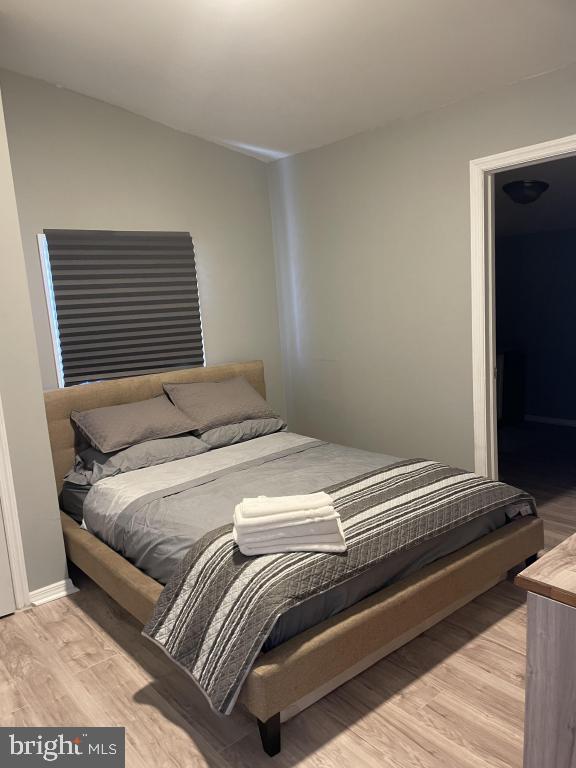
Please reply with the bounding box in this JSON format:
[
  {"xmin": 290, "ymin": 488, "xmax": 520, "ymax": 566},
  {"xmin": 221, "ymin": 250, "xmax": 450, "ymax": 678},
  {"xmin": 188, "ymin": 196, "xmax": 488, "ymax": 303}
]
[
  {"xmin": 496, "ymin": 156, "xmax": 576, "ymax": 237},
  {"xmin": 1, "ymin": 1, "xmax": 576, "ymax": 160}
]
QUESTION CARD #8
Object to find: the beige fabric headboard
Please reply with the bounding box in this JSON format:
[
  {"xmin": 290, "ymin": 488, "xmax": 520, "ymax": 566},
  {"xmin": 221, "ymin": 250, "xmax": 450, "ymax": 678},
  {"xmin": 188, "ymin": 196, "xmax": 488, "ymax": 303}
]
[{"xmin": 44, "ymin": 360, "xmax": 266, "ymax": 493}]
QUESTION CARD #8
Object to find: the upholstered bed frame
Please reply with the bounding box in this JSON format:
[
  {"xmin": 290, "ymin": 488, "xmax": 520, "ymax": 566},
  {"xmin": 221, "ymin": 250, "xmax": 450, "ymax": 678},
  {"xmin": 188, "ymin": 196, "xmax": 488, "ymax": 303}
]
[{"xmin": 44, "ymin": 361, "xmax": 544, "ymax": 756}]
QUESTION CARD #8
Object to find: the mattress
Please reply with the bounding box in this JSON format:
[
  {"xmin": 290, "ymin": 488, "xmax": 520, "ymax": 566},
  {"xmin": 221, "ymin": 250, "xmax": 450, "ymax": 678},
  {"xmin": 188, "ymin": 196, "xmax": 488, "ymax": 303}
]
[
  {"xmin": 62, "ymin": 432, "xmax": 529, "ymax": 649},
  {"xmin": 60, "ymin": 483, "xmax": 90, "ymax": 523}
]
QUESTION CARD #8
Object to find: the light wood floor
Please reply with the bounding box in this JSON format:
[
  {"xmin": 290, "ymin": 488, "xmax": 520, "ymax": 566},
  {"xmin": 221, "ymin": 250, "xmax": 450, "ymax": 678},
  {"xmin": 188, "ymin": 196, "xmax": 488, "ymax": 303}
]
[{"xmin": 1, "ymin": 431, "xmax": 574, "ymax": 767}]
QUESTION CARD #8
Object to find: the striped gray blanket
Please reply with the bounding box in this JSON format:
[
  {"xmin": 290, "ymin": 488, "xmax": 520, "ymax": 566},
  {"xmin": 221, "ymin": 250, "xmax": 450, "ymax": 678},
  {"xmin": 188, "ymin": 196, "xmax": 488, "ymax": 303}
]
[{"xmin": 143, "ymin": 459, "xmax": 535, "ymax": 714}]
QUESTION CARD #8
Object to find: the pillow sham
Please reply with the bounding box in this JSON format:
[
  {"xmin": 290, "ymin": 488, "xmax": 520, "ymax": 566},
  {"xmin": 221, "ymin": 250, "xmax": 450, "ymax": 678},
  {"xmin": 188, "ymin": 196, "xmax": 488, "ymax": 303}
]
[
  {"xmin": 71, "ymin": 394, "xmax": 194, "ymax": 453},
  {"xmin": 65, "ymin": 435, "xmax": 210, "ymax": 487},
  {"xmin": 200, "ymin": 417, "xmax": 287, "ymax": 449},
  {"xmin": 163, "ymin": 376, "xmax": 278, "ymax": 433}
]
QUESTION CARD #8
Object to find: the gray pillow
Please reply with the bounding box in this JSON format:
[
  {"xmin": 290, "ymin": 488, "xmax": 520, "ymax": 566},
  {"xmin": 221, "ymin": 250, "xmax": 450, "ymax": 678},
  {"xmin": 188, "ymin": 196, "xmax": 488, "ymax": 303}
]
[
  {"xmin": 163, "ymin": 376, "xmax": 278, "ymax": 433},
  {"xmin": 75, "ymin": 445, "xmax": 112, "ymax": 471},
  {"xmin": 65, "ymin": 435, "xmax": 210, "ymax": 486},
  {"xmin": 71, "ymin": 395, "xmax": 194, "ymax": 453},
  {"xmin": 201, "ymin": 417, "xmax": 287, "ymax": 449}
]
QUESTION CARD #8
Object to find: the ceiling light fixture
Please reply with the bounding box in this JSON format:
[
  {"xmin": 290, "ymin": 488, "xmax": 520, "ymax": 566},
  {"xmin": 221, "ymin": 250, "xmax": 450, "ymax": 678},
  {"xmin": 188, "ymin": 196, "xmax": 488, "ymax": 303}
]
[{"xmin": 502, "ymin": 180, "xmax": 549, "ymax": 205}]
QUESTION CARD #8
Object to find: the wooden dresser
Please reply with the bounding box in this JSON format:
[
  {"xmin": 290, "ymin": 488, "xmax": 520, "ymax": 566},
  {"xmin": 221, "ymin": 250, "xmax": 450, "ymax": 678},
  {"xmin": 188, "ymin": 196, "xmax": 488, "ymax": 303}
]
[{"xmin": 516, "ymin": 534, "xmax": 576, "ymax": 768}]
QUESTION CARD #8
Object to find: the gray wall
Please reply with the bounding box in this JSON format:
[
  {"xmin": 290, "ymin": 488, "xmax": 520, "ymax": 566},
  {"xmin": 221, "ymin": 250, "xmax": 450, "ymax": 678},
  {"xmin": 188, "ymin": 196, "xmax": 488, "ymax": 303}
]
[
  {"xmin": 0, "ymin": 68, "xmax": 286, "ymax": 593},
  {"xmin": 0, "ymin": 69, "xmax": 285, "ymax": 415},
  {"xmin": 0, "ymin": 88, "xmax": 67, "ymax": 593},
  {"xmin": 269, "ymin": 63, "xmax": 576, "ymax": 469},
  {"xmin": 496, "ymin": 229, "xmax": 576, "ymax": 422}
]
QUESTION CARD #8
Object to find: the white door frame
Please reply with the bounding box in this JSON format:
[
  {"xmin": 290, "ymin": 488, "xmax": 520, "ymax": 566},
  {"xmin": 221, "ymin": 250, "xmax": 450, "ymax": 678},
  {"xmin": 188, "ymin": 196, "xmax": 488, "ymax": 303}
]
[
  {"xmin": 470, "ymin": 133, "xmax": 576, "ymax": 478},
  {"xmin": 0, "ymin": 391, "xmax": 30, "ymax": 608}
]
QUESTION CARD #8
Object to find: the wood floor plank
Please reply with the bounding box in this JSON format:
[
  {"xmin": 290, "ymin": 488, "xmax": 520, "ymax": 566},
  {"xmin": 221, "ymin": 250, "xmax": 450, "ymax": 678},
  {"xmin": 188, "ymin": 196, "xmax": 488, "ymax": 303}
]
[
  {"xmin": 221, "ymin": 704, "xmax": 401, "ymax": 768},
  {"xmin": 0, "ymin": 611, "xmax": 108, "ymax": 727},
  {"xmin": 1, "ymin": 706, "xmax": 37, "ymax": 728},
  {"xmin": 423, "ymin": 693, "xmax": 523, "ymax": 767},
  {"xmin": 75, "ymin": 655, "xmax": 224, "ymax": 767},
  {"xmin": 388, "ymin": 637, "xmax": 526, "ymax": 729},
  {"xmin": 67, "ymin": 581, "xmax": 174, "ymax": 681},
  {"xmin": 441, "ymin": 601, "xmax": 527, "ymax": 654},
  {"xmin": 353, "ymin": 655, "xmax": 443, "ymax": 712},
  {"xmin": 0, "ymin": 680, "xmax": 27, "ymax": 720},
  {"xmin": 149, "ymin": 671, "xmax": 254, "ymax": 751},
  {"xmin": 320, "ymin": 685, "xmax": 498, "ymax": 768},
  {"xmin": 25, "ymin": 597, "xmax": 118, "ymax": 674},
  {"xmin": 423, "ymin": 622, "xmax": 526, "ymax": 686}
]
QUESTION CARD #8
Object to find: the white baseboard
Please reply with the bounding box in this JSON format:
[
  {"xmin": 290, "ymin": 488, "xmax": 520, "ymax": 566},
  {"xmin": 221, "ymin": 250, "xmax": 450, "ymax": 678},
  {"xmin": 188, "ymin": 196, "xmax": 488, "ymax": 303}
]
[
  {"xmin": 525, "ymin": 415, "xmax": 576, "ymax": 428},
  {"xmin": 30, "ymin": 578, "xmax": 78, "ymax": 606}
]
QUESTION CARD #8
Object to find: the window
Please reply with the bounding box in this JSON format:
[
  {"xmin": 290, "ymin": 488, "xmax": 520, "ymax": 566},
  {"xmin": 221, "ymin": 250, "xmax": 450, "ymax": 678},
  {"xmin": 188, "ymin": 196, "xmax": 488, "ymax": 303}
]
[{"xmin": 39, "ymin": 229, "xmax": 204, "ymax": 387}]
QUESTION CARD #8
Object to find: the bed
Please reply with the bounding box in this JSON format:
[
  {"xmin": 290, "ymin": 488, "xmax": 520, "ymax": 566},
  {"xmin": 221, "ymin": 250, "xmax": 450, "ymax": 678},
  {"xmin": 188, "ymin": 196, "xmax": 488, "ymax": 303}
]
[{"xmin": 44, "ymin": 360, "xmax": 544, "ymax": 756}]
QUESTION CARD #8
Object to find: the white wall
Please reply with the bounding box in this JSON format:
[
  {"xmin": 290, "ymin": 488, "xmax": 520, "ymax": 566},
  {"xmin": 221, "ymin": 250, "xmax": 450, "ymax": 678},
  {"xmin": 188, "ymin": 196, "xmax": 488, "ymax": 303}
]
[
  {"xmin": 0, "ymin": 87, "xmax": 68, "ymax": 593},
  {"xmin": 0, "ymin": 69, "xmax": 285, "ymax": 414},
  {"xmin": 269, "ymin": 63, "xmax": 576, "ymax": 470}
]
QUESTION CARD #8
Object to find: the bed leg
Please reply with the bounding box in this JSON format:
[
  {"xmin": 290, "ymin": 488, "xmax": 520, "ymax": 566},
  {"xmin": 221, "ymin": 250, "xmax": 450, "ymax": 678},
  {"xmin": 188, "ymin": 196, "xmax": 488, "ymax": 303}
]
[
  {"xmin": 257, "ymin": 713, "xmax": 281, "ymax": 756},
  {"xmin": 525, "ymin": 553, "xmax": 539, "ymax": 567}
]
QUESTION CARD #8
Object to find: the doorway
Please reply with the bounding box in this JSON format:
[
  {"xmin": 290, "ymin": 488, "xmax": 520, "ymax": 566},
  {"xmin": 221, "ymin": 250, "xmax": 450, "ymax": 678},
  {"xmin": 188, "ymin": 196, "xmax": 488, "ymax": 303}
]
[
  {"xmin": 494, "ymin": 157, "xmax": 576, "ymax": 549},
  {"xmin": 471, "ymin": 135, "xmax": 576, "ymax": 550}
]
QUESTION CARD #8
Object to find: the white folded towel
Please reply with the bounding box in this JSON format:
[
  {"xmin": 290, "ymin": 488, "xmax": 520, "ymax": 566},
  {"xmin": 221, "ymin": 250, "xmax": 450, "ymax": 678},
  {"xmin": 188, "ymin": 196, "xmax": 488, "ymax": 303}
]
[
  {"xmin": 237, "ymin": 540, "xmax": 347, "ymax": 556},
  {"xmin": 234, "ymin": 529, "xmax": 345, "ymax": 547},
  {"xmin": 238, "ymin": 492, "xmax": 332, "ymax": 518},
  {"xmin": 234, "ymin": 518, "xmax": 343, "ymax": 544},
  {"xmin": 232, "ymin": 492, "xmax": 347, "ymax": 556},
  {"xmin": 234, "ymin": 504, "xmax": 337, "ymax": 533}
]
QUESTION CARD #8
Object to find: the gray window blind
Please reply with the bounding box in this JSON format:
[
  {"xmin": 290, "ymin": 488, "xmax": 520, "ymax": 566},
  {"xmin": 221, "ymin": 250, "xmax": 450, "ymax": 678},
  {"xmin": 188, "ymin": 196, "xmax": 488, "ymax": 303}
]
[{"xmin": 43, "ymin": 229, "xmax": 204, "ymax": 386}]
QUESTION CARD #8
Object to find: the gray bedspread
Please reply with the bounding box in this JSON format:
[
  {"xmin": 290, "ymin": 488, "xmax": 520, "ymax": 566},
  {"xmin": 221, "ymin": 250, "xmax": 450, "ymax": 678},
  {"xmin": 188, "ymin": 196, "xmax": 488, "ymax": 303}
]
[
  {"xmin": 82, "ymin": 432, "xmax": 533, "ymax": 649},
  {"xmin": 83, "ymin": 433, "xmax": 397, "ymax": 583},
  {"xmin": 143, "ymin": 458, "xmax": 536, "ymax": 714}
]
